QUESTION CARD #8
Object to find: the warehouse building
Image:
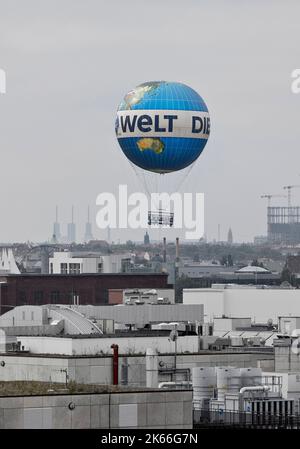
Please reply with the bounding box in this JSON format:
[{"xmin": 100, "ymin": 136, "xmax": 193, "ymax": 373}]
[
  {"xmin": 0, "ymin": 273, "xmax": 169, "ymax": 315},
  {"xmin": 183, "ymin": 284, "xmax": 300, "ymax": 323}
]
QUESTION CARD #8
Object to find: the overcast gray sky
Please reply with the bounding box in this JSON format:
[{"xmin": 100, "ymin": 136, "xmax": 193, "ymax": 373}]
[{"xmin": 0, "ymin": 0, "xmax": 299, "ymax": 243}]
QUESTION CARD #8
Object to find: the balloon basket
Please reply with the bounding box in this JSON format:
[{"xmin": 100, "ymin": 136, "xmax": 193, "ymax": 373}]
[{"xmin": 148, "ymin": 210, "xmax": 174, "ymax": 227}]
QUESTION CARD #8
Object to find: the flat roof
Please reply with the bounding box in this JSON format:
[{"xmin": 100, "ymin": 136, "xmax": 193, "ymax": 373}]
[
  {"xmin": 1, "ymin": 272, "xmax": 168, "ymax": 277},
  {"xmin": 0, "ymin": 348, "xmax": 274, "ymax": 359},
  {"xmin": 0, "ymin": 381, "xmax": 185, "ymax": 397}
]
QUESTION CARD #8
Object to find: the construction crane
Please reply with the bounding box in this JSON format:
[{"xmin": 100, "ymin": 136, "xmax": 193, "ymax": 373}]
[
  {"xmin": 260, "ymin": 194, "xmax": 287, "ymax": 207},
  {"xmin": 283, "ymin": 185, "xmax": 300, "ymax": 208}
]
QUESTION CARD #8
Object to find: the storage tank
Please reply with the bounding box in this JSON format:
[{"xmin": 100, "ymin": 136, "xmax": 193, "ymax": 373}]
[
  {"xmin": 146, "ymin": 348, "xmax": 158, "ymax": 388},
  {"xmin": 240, "ymin": 367, "xmax": 262, "ymax": 387},
  {"xmin": 192, "ymin": 367, "xmax": 217, "ymax": 410},
  {"xmin": 216, "ymin": 367, "xmax": 241, "ymax": 402}
]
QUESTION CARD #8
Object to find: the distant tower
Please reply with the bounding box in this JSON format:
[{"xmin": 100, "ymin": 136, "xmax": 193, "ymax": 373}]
[
  {"xmin": 144, "ymin": 231, "xmax": 150, "ymax": 245},
  {"xmin": 51, "ymin": 234, "xmax": 58, "ymax": 244},
  {"xmin": 163, "ymin": 237, "xmax": 167, "ymax": 263},
  {"xmin": 53, "ymin": 205, "xmax": 61, "ymax": 243},
  {"xmin": 84, "ymin": 206, "xmax": 94, "ymax": 243},
  {"xmin": 227, "ymin": 227, "xmax": 233, "ymax": 245},
  {"xmin": 67, "ymin": 205, "xmax": 76, "ymax": 243}
]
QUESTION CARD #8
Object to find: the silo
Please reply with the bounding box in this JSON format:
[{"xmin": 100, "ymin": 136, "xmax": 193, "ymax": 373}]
[
  {"xmin": 240, "ymin": 367, "xmax": 262, "ymax": 388},
  {"xmin": 192, "ymin": 367, "xmax": 217, "ymax": 410},
  {"xmin": 216, "ymin": 367, "xmax": 241, "ymax": 402}
]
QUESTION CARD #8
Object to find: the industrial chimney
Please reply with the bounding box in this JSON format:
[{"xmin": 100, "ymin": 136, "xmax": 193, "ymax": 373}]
[
  {"xmin": 175, "ymin": 237, "xmax": 180, "ymax": 262},
  {"xmin": 163, "ymin": 237, "xmax": 167, "ymax": 263}
]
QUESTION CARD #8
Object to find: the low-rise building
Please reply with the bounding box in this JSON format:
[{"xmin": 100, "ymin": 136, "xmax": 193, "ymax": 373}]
[
  {"xmin": 49, "ymin": 251, "xmax": 132, "ymax": 274},
  {"xmin": 183, "ymin": 284, "xmax": 300, "ymax": 323}
]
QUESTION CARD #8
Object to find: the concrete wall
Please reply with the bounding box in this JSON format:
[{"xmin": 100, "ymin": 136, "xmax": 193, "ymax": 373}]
[
  {"xmin": 213, "ymin": 317, "xmax": 252, "ymax": 333},
  {"xmin": 279, "ymin": 317, "xmax": 300, "ymax": 334},
  {"xmin": 274, "ymin": 345, "xmax": 300, "ymax": 372},
  {"xmin": 18, "ymin": 337, "xmax": 73, "ymax": 356},
  {"xmin": 0, "ymin": 352, "xmax": 275, "ymax": 386},
  {"xmin": 0, "ymin": 390, "xmax": 193, "ymax": 429},
  {"xmin": 74, "ymin": 303, "xmax": 203, "ymax": 327},
  {"xmin": 278, "ymin": 372, "xmax": 300, "ymax": 400},
  {"xmin": 16, "ymin": 335, "xmax": 201, "ymax": 356},
  {"xmin": 183, "ymin": 287, "xmax": 300, "ymax": 323},
  {"xmin": 183, "ymin": 289, "xmax": 224, "ymax": 318},
  {"xmin": 0, "ymin": 306, "xmax": 46, "ymax": 327}
]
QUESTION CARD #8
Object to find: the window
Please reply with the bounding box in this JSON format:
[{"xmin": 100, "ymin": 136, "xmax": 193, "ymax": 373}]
[
  {"xmin": 69, "ymin": 263, "xmax": 80, "ymax": 274},
  {"xmin": 50, "ymin": 263, "xmax": 53, "ymax": 274},
  {"xmin": 51, "ymin": 291, "xmax": 60, "ymax": 303},
  {"xmin": 22, "ymin": 311, "xmax": 25, "ymax": 321},
  {"xmin": 67, "ymin": 291, "xmax": 79, "ymax": 305},
  {"xmin": 34, "ymin": 291, "xmax": 43, "ymax": 304},
  {"xmin": 31, "ymin": 311, "xmax": 34, "ymax": 321},
  {"xmin": 60, "ymin": 263, "xmax": 68, "ymax": 274},
  {"xmin": 97, "ymin": 263, "xmax": 103, "ymax": 273}
]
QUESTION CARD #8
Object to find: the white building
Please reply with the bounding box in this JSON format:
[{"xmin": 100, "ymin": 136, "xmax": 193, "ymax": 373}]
[
  {"xmin": 183, "ymin": 284, "xmax": 300, "ymax": 323},
  {"xmin": 49, "ymin": 251, "xmax": 131, "ymax": 274},
  {"xmin": 0, "ymin": 247, "xmax": 20, "ymax": 274}
]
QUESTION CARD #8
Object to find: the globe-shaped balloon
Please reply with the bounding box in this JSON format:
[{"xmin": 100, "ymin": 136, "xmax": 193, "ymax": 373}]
[{"xmin": 115, "ymin": 81, "xmax": 210, "ymax": 174}]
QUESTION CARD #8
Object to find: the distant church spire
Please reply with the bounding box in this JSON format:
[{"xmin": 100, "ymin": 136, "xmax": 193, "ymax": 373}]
[{"xmin": 227, "ymin": 227, "xmax": 233, "ymax": 245}]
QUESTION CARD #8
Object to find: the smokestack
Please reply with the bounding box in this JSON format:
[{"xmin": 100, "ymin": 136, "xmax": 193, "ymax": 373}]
[
  {"xmin": 176, "ymin": 237, "xmax": 179, "ymax": 261},
  {"xmin": 53, "ymin": 205, "xmax": 61, "ymax": 242},
  {"xmin": 67, "ymin": 205, "xmax": 76, "ymax": 243},
  {"xmin": 163, "ymin": 237, "xmax": 167, "ymax": 263},
  {"xmin": 40, "ymin": 246, "xmax": 49, "ymax": 274},
  {"xmin": 84, "ymin": 205, "xmax": 94, "ymax": 242},
  {"xmin": 111, "ymin": 344, "xmax": 119, "ymax": 385}
]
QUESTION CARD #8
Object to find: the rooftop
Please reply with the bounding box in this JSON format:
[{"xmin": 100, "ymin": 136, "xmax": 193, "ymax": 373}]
[
  {"xmin": 0, "ymin": 381, "xmax": 167, "ymax": 397},
  {"xmin": 236, "ymin": 265, "xmax": 270, "ymax": 273}
]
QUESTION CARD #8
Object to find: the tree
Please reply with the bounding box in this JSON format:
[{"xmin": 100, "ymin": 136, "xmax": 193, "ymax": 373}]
[
  {"xmin": 227, "ymin": 254, "xmax": 233, "ymax": 267},
  {"xmin": 220, "ymin": 255, "xmax": 227, "ymax": 266},
  {"xmin": 281, "ymin": 265, "xmax": 295, "ymax": 285}
]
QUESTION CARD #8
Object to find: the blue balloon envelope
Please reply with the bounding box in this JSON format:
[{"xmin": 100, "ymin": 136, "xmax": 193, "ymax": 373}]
[{"xmin": 115, "ymin": 81, "xmax": 210, "ymax": 174}]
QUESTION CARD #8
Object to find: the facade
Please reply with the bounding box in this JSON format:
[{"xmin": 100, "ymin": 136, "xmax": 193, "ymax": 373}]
[
  {"xmin": 183, "ymin": 284, "xmax": 300, "ymax": 323},
  {"xmin": 0, "ymin": 389, "xmax": 193, "ymax": 429},
  {"xmin": 0, "ymin": 273, "xmax": 169, "ymax": 315},
  {"xmin": 0, "ymin": 305, "xmax": 105, "ymax": 335},
  {"xmin": 0, "ymin": 248, "xmax": 20, "ymax": 275},
  {"xmin": 0, "ymin": 351, "xmax": 275, "ymax": 385},
  {"xmin": 49, "ymin": 251, "xmax": 132, "ymax": 275},
  {"xmin": 268, "ymin": 206, "xmax": 300, "ymax": 244}
]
